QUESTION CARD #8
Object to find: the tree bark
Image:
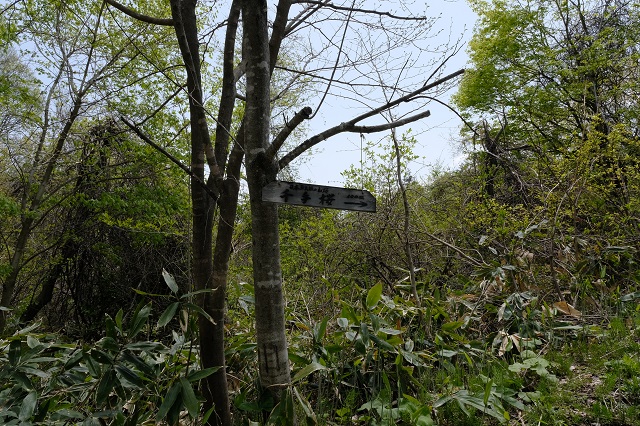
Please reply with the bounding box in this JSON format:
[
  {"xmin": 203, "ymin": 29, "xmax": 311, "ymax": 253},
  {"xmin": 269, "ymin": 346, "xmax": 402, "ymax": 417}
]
[
  {"xmin": 243, "ymin": 0, "xmax": 292, "ymax": 400},
  {"xmin": 169, "ymin": 0, "xmax": 230, "ymax": 424}
]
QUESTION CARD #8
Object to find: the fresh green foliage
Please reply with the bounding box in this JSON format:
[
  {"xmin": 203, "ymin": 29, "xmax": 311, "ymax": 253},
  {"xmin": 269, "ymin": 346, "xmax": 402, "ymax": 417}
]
[
  {"xmin": 2, "ymin": 0, "xmax": 639, "ymax": 424},
  {"xmin": 0, "ymin": 303, "xmax": 217, "ymax": 425}
]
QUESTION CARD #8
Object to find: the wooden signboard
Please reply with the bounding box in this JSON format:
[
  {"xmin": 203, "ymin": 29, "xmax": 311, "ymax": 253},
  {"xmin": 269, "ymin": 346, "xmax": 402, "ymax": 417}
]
[{"xmin": 262, "ymin": 180, "xmax": 376, "ymax": 213}]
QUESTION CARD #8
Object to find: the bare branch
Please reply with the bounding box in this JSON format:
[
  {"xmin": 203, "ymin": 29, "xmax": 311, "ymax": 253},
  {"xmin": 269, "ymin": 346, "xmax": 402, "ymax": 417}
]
[
  {"xmin": 279, "ymin": 69, "xmax": 465, "ymax": 169},
  {"xmin": 104, "ymin": 0, "xmax": 174, "ymax": 26},
  {"xmin": 270, "ymin": 0, "xmax": 293, "ymax": 73},
  {"xmin": 266, "ymin": 106, "xmax": 312, "ymax": 161},
  {"xmin": 351, "ymin": 110, "xmax": 431, "ymax": 133},
  {"xmin": 421, "ymin": 95, "xmax": 481, "ymax": 138},
  {"xmin": 285, "ymin": 1, "xmax": 328, "ymax": 35},
  {"xmin": 120, "ymin": 117, "xmax": 219, "ymax": 201},
  {"xmin": 416, "ymin": 234, "xmax": 486, "ymax": 268},
  {"xmin": 215, "ymin": 0, "xmax": 241, "ymax": 178},
  {"xmin": 1, "ymin": 0, "xmax": 22, "ymax": 15},
  {"xmin": 293, "ymin": 0, "xmax": 429, "ymax": 21},
  {"xmin": 309, "ymin": 0, "xmax": 355, "ymax": 119}
]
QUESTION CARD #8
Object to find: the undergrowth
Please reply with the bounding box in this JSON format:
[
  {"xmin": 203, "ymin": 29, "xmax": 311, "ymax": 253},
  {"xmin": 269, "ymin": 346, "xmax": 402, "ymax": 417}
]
[{"xmin": 2, "ymin": 266, "xmax": 639, "ymax": 425}]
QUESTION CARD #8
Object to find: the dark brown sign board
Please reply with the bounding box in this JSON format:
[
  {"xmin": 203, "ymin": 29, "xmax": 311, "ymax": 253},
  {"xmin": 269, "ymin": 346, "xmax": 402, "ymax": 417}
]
[{"xmin": 262, "ymin": 180, "xmax": 376, "ymax": 213}]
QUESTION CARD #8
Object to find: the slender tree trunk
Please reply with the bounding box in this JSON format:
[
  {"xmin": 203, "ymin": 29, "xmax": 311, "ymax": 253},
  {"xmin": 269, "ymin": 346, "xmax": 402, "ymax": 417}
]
[
  {"xmin": 243, "ymin": 0, "xmax": 292, "ymax": 400},
  {"xmin": 199, "ymin": 179, "xmax": 238, "ymax": 426},
  {"xmin": 391, "ymin": 129, "xmax": 420, "ymax": 306},
  {"xmin": 169, "ymin": 1, "xmax": 230, "ymax": 424},
  {"xmin": 0, "ymin": 92, "xmax": 84, "ymax": 332},
  {"xmin": 19, "ymin": 233, "xmax": 75, "ymax": 324}
]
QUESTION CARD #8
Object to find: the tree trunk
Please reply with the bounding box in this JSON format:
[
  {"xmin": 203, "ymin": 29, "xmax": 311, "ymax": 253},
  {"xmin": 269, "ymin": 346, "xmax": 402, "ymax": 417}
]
[
  {"xmin": 243, "ymin": 0, "xmax": 292, "ymax": 400},
  {"xmin": 169, "ymin": 0, "xmax": 230, "ymax": 424},
  {"xmin": 0, "ymin": 90, "xmax": 84, "ymax": 332}
]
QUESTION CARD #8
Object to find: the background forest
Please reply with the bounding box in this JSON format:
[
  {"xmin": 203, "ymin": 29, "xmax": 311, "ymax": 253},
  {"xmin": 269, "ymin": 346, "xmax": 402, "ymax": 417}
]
[{"xmin": 1, "ymin": 0, "xmax": 639, "ymax": 425}]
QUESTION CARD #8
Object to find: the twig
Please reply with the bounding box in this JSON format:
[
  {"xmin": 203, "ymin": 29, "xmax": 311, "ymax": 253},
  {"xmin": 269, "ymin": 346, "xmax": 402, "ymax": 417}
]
[{"xmin": 120, "ymin": 117, "xmax": 219, "ymax": 201}]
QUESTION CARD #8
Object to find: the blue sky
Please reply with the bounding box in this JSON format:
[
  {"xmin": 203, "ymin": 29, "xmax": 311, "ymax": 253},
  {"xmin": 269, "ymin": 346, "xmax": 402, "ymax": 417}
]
[{"xmin": 289, "ymin": 0, "xmax": 477, "ymax": 186}]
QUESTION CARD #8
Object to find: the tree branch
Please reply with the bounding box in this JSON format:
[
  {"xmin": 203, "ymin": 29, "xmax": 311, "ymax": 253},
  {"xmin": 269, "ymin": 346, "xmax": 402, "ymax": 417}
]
[
  {"xmin": 120, "ymin": 117, "xmax": 218, "ymax": 201},
  {"xmin": 293, "ymin": 0, "xmax": 428, "ymax": 21},
  {"xmin": 214, "ymin": 0, "xmax": 241, "ymax": 178},
  {"xmin": 104, "ymin": 0, "xmax": 174, "ymax": 26},
  {"xmin": 270, "ymin": 0, "xmax": 293, "ymax": 73},
  {"xmin": 266, "ymin": 106, "xmax": 312, "ymax": 161},
  {"xmin": 351, "ymin": 110, "xmax": 431, "ymax": 133},
  {"xmin": 286, "ymin": 1, "xmax": 328, "ymax": 35},
  {"xmin": 279, "ymin": 69, "xmax": 465, "ymax": 169}
]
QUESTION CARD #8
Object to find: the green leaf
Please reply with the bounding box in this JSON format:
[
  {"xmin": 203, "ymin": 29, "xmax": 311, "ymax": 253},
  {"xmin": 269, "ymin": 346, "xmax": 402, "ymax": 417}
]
[
  {"xmin": 366, "ymin": 282, "xmax": 383, "ymax": 310},
  {"xmin": 129, "ymin": 303, "xmax": 152, "ymax": 338},
  {"xmin": 115, "ymin": 365, "xmax": 143, "ymax": 387},
  {"xmin": 370, "ymin": 334, "xmax": 397, "ymax": 353},
  {"xmin": 157, "ymin": 302, "xmax": 179, "ymax": 328},
  {"xmin": 313, "ymin": 317, "xmax": 328, "ymax": 342},
  {"xmin": 620, "ymin": 291, "xmax": 640, "ymax": 302},
  {"xmin": 26, "ymin": 335, "xmax": 41, "ymax": 349},
  {"xmin": 96, "ymin": 368, "xmax": 117, "ymax": 406},
  {"xmin": 399, "ymin": 348, "xmax": 427, "ymax": 367},
  {"xmin": 157, "ymin": 382, "xmax": 181, "ymax": 422},
  {"xmin": 34, "ymin": 398, "xmax": 52, "ymax": 422},
  {"xmin": 182, "ymin": 302, "xmax": 216, "ymax": 324},
  {"xmin": 360, "ymin": 322, "xmax": 370, "ymax": 345},
  {"xmin": 508, "ymin": 362, "xmax": 525, "ymax": 373},
  {"xmin": 115, "ymin": 309, "xmax": 124, "ymax": 330},
  {"xmin": 120, "ymin": 350, "xmax": 155, "ymax": 377},
  {"xmin": 132, "ymin": 288, "xmax": 165, "ymax": 297},
  {"xmin": 162, "ymin": 269, "xmax": 179, "ymax": 293},
  {"xmin": 124, "ymin": 341, "xmax": 166, "ymax": 352},
  {"xmin": 340, "ymin": 302, "xmax": 359, "ymax": 323},
  {"xmin": 441, "ymin": 320, "xmax": 465, "ymax": 332},
  {"xmin": 12, "ymin": 370, "xmax": 33, "ymax": 390},
  {"xmin": 433, "ymin": 394, "xmax": 453, "ymax": 408},
  {"xmin": 378, "ymin": 327, "xmax": 403, "ymax": 335},
  {"xmin": 180, "ymin": 377, "xmax": 199, "ymax": 418},
  {"xmin": 292, "ymin": 362, "xmax": 327, "ymax": 383},
  {"xmin": 186, "ymin": 366, "xmax": 222, "ymax": 382},
  {"xmin": 416, "ymin": 413, "xmax": 435, "ymax": 426},
  {"xmin": 268, "ymin": 389, "xmax": 295, "ymax": 426},
  {"xmin": 202, "ymin": 406, "xmax": 215, "ymax": 424},
  {"xmin": 293, "ymin": 387, "xmax": 318, "ymax": 424},
  {"xmin": 19, "ymin": 366, "xmax": 51, "ymax": 378},
  {"xmin": 337, "ymin": 317, "xmax": 349, "ymax": 329},
  {"xmin": 64, "ymin": 349, "xmax": 84, "ymax": 369},
  {"xmin": 51, "ymin": 408, "xmax": 84, "ymax": 420},
  {"xmin": 98, "ymin": 337, "xmax": 120, "ymax": 352},
  {"xmin": 9, "ymin": 339, "xmax": 21, "ymax": 365},
  {"xmin": 483, "ymin": 379, "xmax": 493, "ymax": 406},
  {"xmin": 90, "ymin": 349, "xmax": 113, "ymax": 365},
  {"xmin": 180, "ymin": 288, "xmax": 217, "ymax": 299},
  {"xmin": 19, "ymin": 390, "xmax": 37, "ymax": 421},
  {"xmin": 15, "ymin": 322, "xmax": 41, "ymax": 335},
  {"xmin": 105, "ymin": 314, "xmax": 117, "ymax": 338}
]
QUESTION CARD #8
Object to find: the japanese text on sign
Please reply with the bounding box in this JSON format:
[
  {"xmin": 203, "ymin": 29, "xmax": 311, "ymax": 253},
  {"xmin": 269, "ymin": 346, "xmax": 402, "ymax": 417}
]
[{"xmin": 262, "ymin": 180, "xmax": 376, "ymax": 213}]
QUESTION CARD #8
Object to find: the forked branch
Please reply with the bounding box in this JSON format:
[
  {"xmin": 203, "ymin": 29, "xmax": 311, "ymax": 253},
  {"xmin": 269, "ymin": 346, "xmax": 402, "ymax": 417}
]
[
  {"xmin": 279, "ymin": 69, "xmax": 465, "ymax": 169},
  {"xmin": 266, "ymin": 106, "xmax": 313, "ymax": 161}
]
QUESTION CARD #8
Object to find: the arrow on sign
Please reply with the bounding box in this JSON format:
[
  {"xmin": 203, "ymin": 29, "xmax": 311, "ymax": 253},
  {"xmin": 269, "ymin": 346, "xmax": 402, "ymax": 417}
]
[
  {"xmin": 344, "ymin": 201, "xmax": 369, "ymax": 207},
  {"xmin": 262, "ymin": 180, "xmax": 376, "ymax": 213}
]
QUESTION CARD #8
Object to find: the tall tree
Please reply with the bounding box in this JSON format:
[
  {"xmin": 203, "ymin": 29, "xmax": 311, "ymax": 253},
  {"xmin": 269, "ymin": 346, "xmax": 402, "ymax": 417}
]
[
  {"xmin": 0, "ymin": 0, "xmax": 182, "ymax": 331},
  {"xmin": 454, "ymin": 0, "xmax": 640, "ymax": 300},
  {"xmin": 106, "ymin": 1, "xmax": 463, "ymax": 423},
  {"xmin": 456, "ymin": 0, "xmax": 640, "ymax": 167}
]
